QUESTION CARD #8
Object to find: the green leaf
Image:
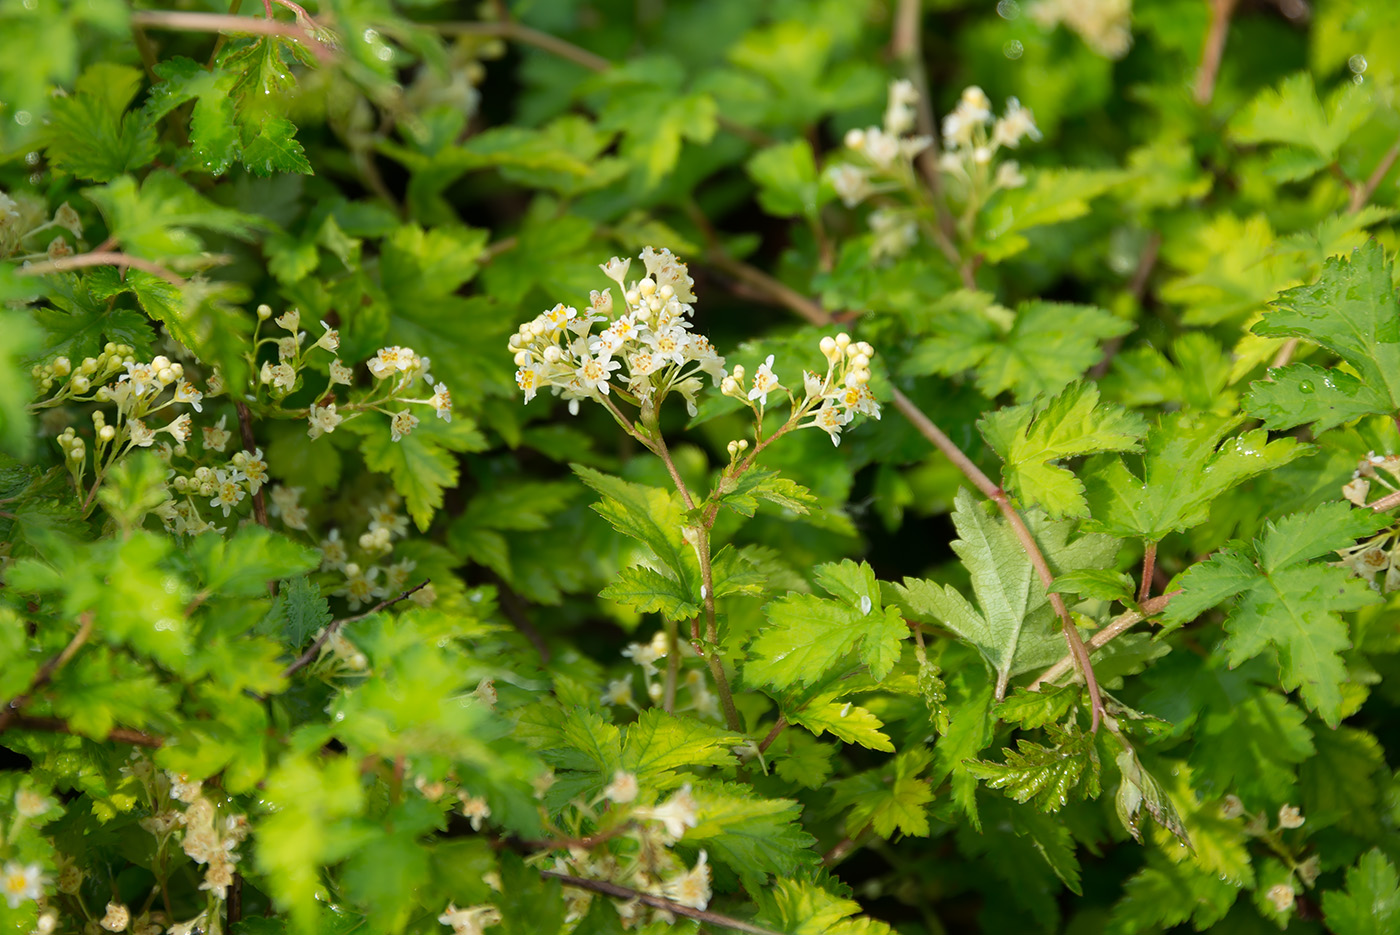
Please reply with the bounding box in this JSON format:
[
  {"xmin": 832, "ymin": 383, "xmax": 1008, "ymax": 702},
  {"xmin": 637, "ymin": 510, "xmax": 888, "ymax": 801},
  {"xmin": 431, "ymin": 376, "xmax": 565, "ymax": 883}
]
[
  {"xmin": 965, "ymin": 727, "xmax": 1100, "ymax": 813},
  {"xmin": 713, "ymin": 467, "xmax": 816, "ymax": 517},
  {"xmin": 572, "ymin": 464, "xmax": 699, "ymax": 591},
  {"xmin": 1229, "ymin": 71, "xmax": 1371, "ymax": 161},
  {"xmin": 144, "ymin": 56, "xmax": 241, "ymax": 175},
  {"xmin": 752, "ymin": 878, "xmax": 893, "ymax": 935},
  {"xmin": 687, "ymin": 780, "xmax": 818, "ymax": 884},
  {"xmin": 1114, "ymin": 746, "xmax": 1187, "ymax": 845},
  {"xmin": 1082, "ymin": 411, "xmax": 1306, "ymax": 540},
  {"xmin": 83, "ymin": 171, "xmax": 267, "ymax": 261},
  {"xmin": 902, "ymin": 292, "xmax": 1132, "ymax": 402},
  {"xmin": 980, "ymin": 382, "xmax": 1148, "ymax": 518},
  {"xmin": 1244, "ymin": 241, "xmax": 1400, "ymax": 432},
  {"xmin": 351, "ymin": 416, "xmax": 487, "ymax": 532},
  {"xmin": 1161, "ymin": 502, "xmax": 1385, "ymax": 725},
  {"xmin": 42, "ymin": 63, "xmax": 157, "ymax": 181},
  {"xmin": 828, "ymin": 748, "xmax": 934, "ymax": 838},
  {"xmin": 747, "ymin": 139, "xmax": 824, "ymax": 218},
  {"xmin": 599, "ymin": 565, "xmax": 700, "ymax": 619},
  {"xmin": 274, "ymin": 576, "xmax": 331, "ymax": 648},
  {"xmin": 1108, "ymin": 852, "xmax": 1240, "ymax": 934},
  {"xmin": 254, "ymin": 753, "xmax": 366, "ymax": 935},
  {"xmin": 788, "ymin": 701, "xmax": 894, "ymax": 752},
  {"xmin": 745, "ymin": 560, "xmax": 907, "ymax": 691},
  {"xmin": 1321, "ymin": 849, "xmax": 1399, "ymax": 934},
  {"xmin": 619, "ymin": 710, "xmax": 743, "ymax": 787},
  {"xmin": 887, "ymin": 490, "xmax": 1116, "ymax": 693},
  {"xmin": 0, "ymin": 306, "xmax": 42, "ymax": 458},
  {"xmin": 976, "ymin": 167, "xmax": 1127, "ymax": 263},
  {"xmin": 1048, "ymin": 568, "xmax": 1134, "ymax": 603},
  {"xmin": 994, "ymin": 684, "xmax": 1081, "ymax": 729},
  {"xmin": 190, "ymin": 525, "xmax": 320, "ymax": 597}
]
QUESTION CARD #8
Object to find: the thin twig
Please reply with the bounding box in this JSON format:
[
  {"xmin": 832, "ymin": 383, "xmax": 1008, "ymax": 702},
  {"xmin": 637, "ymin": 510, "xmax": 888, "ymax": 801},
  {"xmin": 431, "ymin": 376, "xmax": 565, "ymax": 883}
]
[
  {"xmin": 1367, "ymin": 488, "xmax": 1400, "ymax": 512},
  {"xmin": 1138, "ymin": 541, "xmax": 1157, "ymax": 604},
  {"xmin": 1091, "ymin": 231, "xmax": 1161, "ymax": 380},
  {"xmin": 130, "ymin": 10, "xmax": 336, "ymax": 61},
  {"xmin": 540, "ymin": 870, "xmax": 786, "ymax": 935},
  {"xmin": 1349, "ymin": 137, "xmax": 1400, "ymax": 213},
  {"xmin": 757, "ymin": 716, "xmax": 787, "ymax": 754},
  {"xmin": 0, "ymin": 613, "xmax": 94, "ymax": 733},
  {"xmin": 235, "ymin": 402, "xmax": 269, "ymax": 529},
  {"xmin": 282, "ymin": 580, "xmax": 430, "ymax": 679},
  {"xmin": 16, "ymin": 251, "xmax": 187, "ymax": 286},
  {"xmin": 891, "ymin": 0, "xmax": 955, "ymax": 246},
  {"xmin": 1194, "ymin": 0, "xmax": 1239, "ymax": 106},
  {"xmin": 1028, "ymin": 592, "xmax": 1177, "ymax": 691},
  {"xmin": 704, "ymin": 251, "xmax": 1110, "ymax": 728},
  {"xmin": 7, "ymin": 714, "xmax": 164, "ymax": 748}
]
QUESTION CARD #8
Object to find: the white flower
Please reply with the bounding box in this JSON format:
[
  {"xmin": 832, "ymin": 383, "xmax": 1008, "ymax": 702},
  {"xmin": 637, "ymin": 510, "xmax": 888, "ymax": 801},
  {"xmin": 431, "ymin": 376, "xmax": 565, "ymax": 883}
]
[
  {"xmin": 203, "ymin": 415, "xmax": 231, "ymax": 452},
  {"xmin": 314, "ymin": 321, "xmax": 340, "ymax": 353},
  {"xmin": 812, "ymin": 401, "xmax": 854, "ymax": 445},
  {"xmin": 341, "ymin": 563, "xmax": 381, "ymax": 610},
  {"xmin": 1266, "ymin": 883, "xmax": 1295, "ymax": 914},
  {"xmin": 646, "ymin": 325, "xmax": 689, "ymax": 368},
  {"xmin": 459, "ymin": 793, "xmax": 491, "ymax": 831},
  {"xmin": 660, "ymin": 850, "xmax": 711, "ymax": 910},
  {"xmin": 603, "ymin": 770, "xmax": 639, "ymax": 804},
  {"xmin": 100, "ymin": 901, "xmax": 130, "ymax": 932},
  {"xmin": 748, "ymin": 354, "xmax": 783, "ymax": 407},
  {"xmin": 636, "ymin": 784, "xmax": 699, "ymax": 841},
  {"xmin": 992, "ymin": 97, "xmax": 1041, "ymax": 148},
  {"xmin": 369, "ymin": 346, "xmax": 418, "ymax": 379},
  {"xmin": 995, "ymin": 160, "xmax": 1027, "ymax": 189},
  {"xmin": 860, "ymin": 127, "xmax": 902, "ymax": 168},
  {"xmin": 330, "ymin": 359, "xmax": 354, "ymax": 385},
  {"xmin": 437, "ymin": 904, "xmax": 501, "ymax": 935},
  {"xmin": 884, "ymin": 78, "xmax": 919, "ymax": 136},
  {"xmin": 622, "ymin": 641, "xmax": 662, "ymax": 676},
  {"xmin": 320, "ymin": 529, "xmax": 348, "ymax": 570},
  {"xmin": 237, "ymin": 447, "xmax": 268, "ymax": 493},
  {"xmin": 601, "ymin": 677, "xmax": 634, "ymax": 707},
  {"xmin": 543, "ymin": 303, "xmax": 578, "ymax": 331},
  {"xmin": 1277, "ymin": 804, "xmax": 1305, "ymax": 829},
  {"xmin": 575, "ymin": 355, "xmax": 621, "ymax": 395},
  {"xmin": 600, "ymin": 256, "xmax": 632, "ymax": 287},
  {"xmin": 274, "ymin": 309, "xmax": 301, "ymax": 332},
  {"xmin": 308, "ymin": 402, "xmax": 343, "ymax": 439},
  {"xmin": 1, "ymin": 861, "xmax": 45, "ymax": 909},
  {"xmin": 639, "ymin": 246, "xmax": 696, "ymax": 303},
  {"xmin": 210, "ymin": 469, "xmax": 246, "ymax": 516},
  {"xmin": 277, "ymin": 336, "xmax": 301, "ymax": 362},
  {"xmin": 826, "ymin": 163, "xmax": 873, "ymax": 207},
  {"xmin": 174, "ymin": 380, "xmax": 204, "ymax": 412},
  {"xmin": 368, "ymin": 503, "xmax": 409, "ymax": 538},
  {"xmin": 428, "ymin": 383, "xmax": 452, "ymax": 422},
  {"xmin": 128, "ymin": 418, "xmax": 156, "ymax": 448},
  {"xmin": 391, "ymin": 410, "xmax": 419, "ymax": 442},
  {"xmin": 14, "ymin": 788, "xmax": 48, "ymax": 818},
  {"xmin": 516, "ymin": 364, "xmax": 542, "ymax": 403}
]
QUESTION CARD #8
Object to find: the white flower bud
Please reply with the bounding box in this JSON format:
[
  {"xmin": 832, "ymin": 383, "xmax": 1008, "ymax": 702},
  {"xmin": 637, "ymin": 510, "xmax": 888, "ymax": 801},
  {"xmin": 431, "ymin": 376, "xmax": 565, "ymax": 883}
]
[
  {"xmin": 543, "ymin": 346, "xmax": 563, "ymax": 363},
  {"xmin": 99, "ymin": 425, "xmax": 115, "ymax": 441},
  {"xmin": 819, "ymin": 336, "xmax": 837, "ymax": 357},
  {"xmin": 638, "ymin": 277, "xmax": 657, "ymax": 297},
  {"xmin": 514, "ymin": 351, "xmax": 531, "ymax": 366},
  {"xmin": 845, "ymin": 128, "xmax": 866, "ymax": 150},
  {"xmin": 835, "ymin": 332, "xmax": 851, "ymax": 349},
  {"xmin": 257, "ymin": 304, "xmax": 272, "ymax": 320}
]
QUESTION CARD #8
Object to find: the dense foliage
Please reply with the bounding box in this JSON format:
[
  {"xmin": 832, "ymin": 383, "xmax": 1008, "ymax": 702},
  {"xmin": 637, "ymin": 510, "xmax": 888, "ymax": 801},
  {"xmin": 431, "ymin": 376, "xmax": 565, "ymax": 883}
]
[{"xmin": 3, "ymin": 0, "xmax": 1400, "ymax": 933}]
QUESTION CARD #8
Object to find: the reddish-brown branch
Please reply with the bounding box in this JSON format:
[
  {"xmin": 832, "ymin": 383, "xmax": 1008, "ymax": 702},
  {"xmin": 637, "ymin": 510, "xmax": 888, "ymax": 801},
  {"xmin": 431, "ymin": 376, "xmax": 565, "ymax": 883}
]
[
  {"xmin": 540, "ymin": 870, "xmax": 786, "ymax": 935},
  {"xmin": 129, "ymin": 10, "xmax": 336, "ymax": 61},
  {"xmin": 7, "ymin": 714, "xmax": 164, "ymax": 748},
  {"xmin": 1138, "ymin": 541, "xmax": 1157, "ymax": 604},
  {"xmin": 16, "ymin": 251, "xmax": 187, "ymax": 286},
  {"xmin": 1194, "ymin": 0, "xmax": 1239, "ymax": 106},
  {"xmin": 1029, "ymin": 592, "xmax": 1177, "ymax": 691}
]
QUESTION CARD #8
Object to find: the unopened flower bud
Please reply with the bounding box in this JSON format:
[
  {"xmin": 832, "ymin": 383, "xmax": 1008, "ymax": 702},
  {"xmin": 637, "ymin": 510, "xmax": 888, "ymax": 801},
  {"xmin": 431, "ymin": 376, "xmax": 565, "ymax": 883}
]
[
  {"xmin": 835, "ymin": 332, "xmax": 851, "ymax": 349},
  {"xmin": 99, "ymin": 425, "xmax": 115, "ymax": 442},
  {"xmin": 638, "ymin": 277, "xmax": 657, "ymax": 297},
  {"xmin": 257, "ymin": 304, "xmax": 272, "ymax": 320},
  {"xmin": 514, "ymin": 351, "xmax": 531, "ymax": 367}
]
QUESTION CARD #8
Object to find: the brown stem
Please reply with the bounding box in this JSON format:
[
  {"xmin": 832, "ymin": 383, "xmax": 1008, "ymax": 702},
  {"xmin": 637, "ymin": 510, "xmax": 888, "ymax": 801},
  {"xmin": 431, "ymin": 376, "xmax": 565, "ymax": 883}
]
[
  {"xmin": 7, "ymin": 714, "xmax": 164, "ymax": 748},
  {"xmin": 1350, "ymin": 137, "xmax": 1400, "ymax": 213},
  {"xmin": 437, "ymin": 20, "xmax": 610, "ymax": 71},
  {"xmin": 129, "ymin": 10, "xmax": 336, "ymax": 61},
  {"xmin": 16, "ymin": 251, "xmax": 187, "ymax": 286},
  {"xmin": 540, "ymin": 870, "xmax": 787, "ymax": 935},
  {"xmin": 282, "ymin": 580, "xmax": 430, "ymax": 678},
  {"xmin": 891, "ymin": 0, "xmax": 957, "ymax": 247},
  {"xmin": 1091, "ymin": 231, "xmax": 1160, "ymax": 380},
  {"xmin": 757, "ymin": 716, "xmax": 787, "ymax": 754},
  {"xmin": 1368, "ymin": 488, "xmax": 1400, "ymax": 512},
  {"xmin": 703, "ymin": 251, "xmax": 1110, "ymax": 728},
  {"xmin": 0, "ymin": 613, "xmax": 94, "ymax": 733},
  {"xmin": 1194, "ymin": 0, "xmax": 1239, "ymax": 106},
  {"xmin": 1138, "ymin": 541, "xmax": 1157, "ymax": 604},
  {"xmin": 822, "ymin": 828, "xmax": 867, "ymax": 867},
  {"xmin": 1270, "ymin": 337, "xmax": 1301, "ymax": 370},
  {"xmin": 235, "ymin": 402, "xmax": 269, "ymax": 529},
  {"xmin": 1028, "ymin": 592, "xmax": 1177, "ymax": 691}
]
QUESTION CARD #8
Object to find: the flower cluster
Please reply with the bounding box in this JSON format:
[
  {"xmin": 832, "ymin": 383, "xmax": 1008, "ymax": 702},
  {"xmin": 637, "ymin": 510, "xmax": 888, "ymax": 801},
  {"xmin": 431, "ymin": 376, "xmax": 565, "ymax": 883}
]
[
  {"xmin": 1030, "ymin": 0, "xmax": 1132, "ymax": 59},
  {"xmin": 1338, "ymin": 451, "xmax": 1400, "ymax": 590},
  {"xmin": 603, "ymin": 631, "xmax": 722, "ymax": 719},
  {"xmin": 835, "ymin": 79, "xmax": 932, "ymax": 192},
  {"xmin": 720, "ymin": 332, "xmax": 880, "ymax": 446},
  {"xmin": 509, "ymin": 247, "xmax": 726, "ymax": 417},
  {"xmin": 315, "ymin": 496, "xmax": 434, "ymax": 613},
  {"xmin": 938, "ymin": 86, "xmax": 1041, "ymax": 192}
]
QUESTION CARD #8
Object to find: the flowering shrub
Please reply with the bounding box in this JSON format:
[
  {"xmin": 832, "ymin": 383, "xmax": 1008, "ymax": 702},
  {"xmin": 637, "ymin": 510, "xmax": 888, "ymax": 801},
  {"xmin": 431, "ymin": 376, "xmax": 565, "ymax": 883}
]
[{"xmin": 3, "ymin": 1, "xmax": 1400, "ymax": 934}]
